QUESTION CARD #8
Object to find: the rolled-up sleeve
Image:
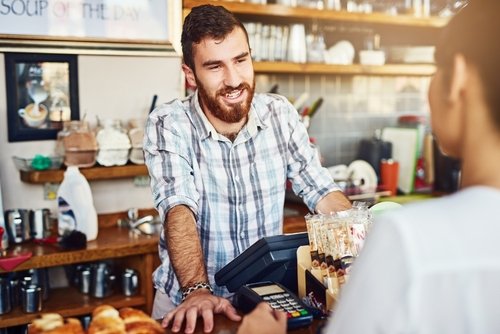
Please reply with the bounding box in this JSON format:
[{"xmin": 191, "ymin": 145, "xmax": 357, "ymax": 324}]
[
  {"xmin": 143, "ymin": 104, "xmax": 200, "ymax": 224},
  {"xmin": 284, "ymin": 100, "xmax": 340, "ymax": 211}
]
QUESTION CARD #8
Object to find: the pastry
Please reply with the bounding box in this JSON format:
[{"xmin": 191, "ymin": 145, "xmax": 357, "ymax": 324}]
[
  {"xmin": 28, "ymin": 313, "xmax": 85, "ymax": 334},
  {"xmin": 88, "ymin": 305, "xmax": 126, "ymax": 334},
  {"xmin": 119, "ymin": 307, "xmax": 164, "ymax": 334}
]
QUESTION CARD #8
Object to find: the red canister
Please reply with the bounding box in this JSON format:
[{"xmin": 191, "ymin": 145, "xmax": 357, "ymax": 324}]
[{"xmin": 380, "ymin": 159, "xmax": 399, "ymax": 196}]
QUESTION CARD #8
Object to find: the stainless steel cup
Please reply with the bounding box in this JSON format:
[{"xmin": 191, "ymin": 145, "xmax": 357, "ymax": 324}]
[
  {"xmin": 0, "ymin": 277, "xmax": 12, "ymax": 315},
  {"xmin": 78, "ymin": 267, "xmax": 91, "ymax": 294},
  {"xmin": 9, "ymin": 277, "xmax": 20, "ymax": 308},
  {"xmin": 26, "ymin": 268, "xmax": 49, "ymax": 301},
  {"xmin": 121, "ymin": 268, "xmax": 139, "ymax": 296},
  {"xmin": 21, "ymin": 284, "xmax": 42, "ymax": 313},
  {"xmin": 4, "ymin": 209, "xmax": 31, "ymax": 244},
  {"xmin": 30, "ymin": 208, "xmax": 51, "ymax": 240}
]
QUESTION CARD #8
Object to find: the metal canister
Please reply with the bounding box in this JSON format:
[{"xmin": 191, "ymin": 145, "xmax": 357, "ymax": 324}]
[
  {"xmin": 26, "ymin": 268, "xmax": 50, "ymax": 301},
  {"xmin": 9, "ymin": 277, "xmax": 20, "ymax": 308},
  {"xmin": 30, "ymin": 208, "xmax": 51, "ymax": 240},
  {"xmin": 0, "ymin": 277, "xmax": 12, "ymax": 315},
  {"xmin": 4, "ymin": 209, "xmax": 31, "ymax": 244},
  {"xmin": 21, "ymin": 284, "xmax": 42, "ymax": 313},
  {"xmin": 78, "ymin": 266, "xmax": 91, "ymax": 294},
  {"xmin": 121, "ymin": 268, "xmax": 139, "ymax": 297}
]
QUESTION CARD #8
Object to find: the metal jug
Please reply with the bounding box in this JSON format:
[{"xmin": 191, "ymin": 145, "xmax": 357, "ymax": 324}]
[
  {"xmin": 4, "ymin": 209, "xmax": 31, "ymax": 244},
  {"xmin": 90, "ymin": 262, "xmax": 115, "ymax": 298}
]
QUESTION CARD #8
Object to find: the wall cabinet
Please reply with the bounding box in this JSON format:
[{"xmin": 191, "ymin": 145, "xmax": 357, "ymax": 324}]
[
  {"xmin": 0, "ymin": 225, "xmax": 159, "ymax": 329},
  {"xmin": 183, "ymin": 0, "xmax": 447, "ymax": 76}
]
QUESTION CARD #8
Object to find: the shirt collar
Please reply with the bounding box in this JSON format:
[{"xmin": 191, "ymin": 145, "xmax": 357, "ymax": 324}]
[{"xmin": 190, "ymin": 90, "xmax": 266, "ymax": 141}]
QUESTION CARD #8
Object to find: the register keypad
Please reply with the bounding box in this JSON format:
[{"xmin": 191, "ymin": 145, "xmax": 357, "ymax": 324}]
[{"xmin": 263, "ymin": 293, "xmax": 309, "ymax": 318}]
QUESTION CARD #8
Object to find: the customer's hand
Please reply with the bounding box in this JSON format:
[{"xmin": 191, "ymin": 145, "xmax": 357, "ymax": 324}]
[
  {"xmin": 161, "ymin": 290, "xmax": 241, "ymax": 333},
  {"xmin": 237, "ymin": 303, "xmax": 287, "ymax": 334}
]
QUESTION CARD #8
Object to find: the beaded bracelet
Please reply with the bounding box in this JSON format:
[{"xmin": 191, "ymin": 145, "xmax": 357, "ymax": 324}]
[{"xmin": 181, "ymin": 282, "xmax": 213, "ymax": 301}]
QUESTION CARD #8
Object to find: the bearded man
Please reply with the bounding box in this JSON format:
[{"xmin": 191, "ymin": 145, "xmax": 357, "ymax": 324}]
[{"xmin": 144, "ymin": 4, "xmax": 351, "ymax": 333}]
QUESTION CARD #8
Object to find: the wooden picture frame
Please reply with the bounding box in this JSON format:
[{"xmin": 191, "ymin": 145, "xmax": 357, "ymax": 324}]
[
  {"xmin": 5, "ymin": 53, "xmax": 79, "ymax": 142},
  {"xmin": 0, "ymin": 0, "xmax": 181, "ymax": 54}
]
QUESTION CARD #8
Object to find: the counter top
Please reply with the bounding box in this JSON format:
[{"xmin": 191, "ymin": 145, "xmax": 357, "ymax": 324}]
[
  {"xmin": 0, "ymin": 225, "xmax": 158, "ymax": 273},
  {"xmin": 163, "ymin": 314, "xmax": 326, "ymax": 334}
]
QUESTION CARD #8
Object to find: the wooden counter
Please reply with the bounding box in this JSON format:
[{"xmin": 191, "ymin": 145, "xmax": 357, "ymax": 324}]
[
  {"xmin": 163, "ymin": 314, "xmax": 326, "ymax": 334},
  {"xmin": 0, "ymin": 225, "xmax": 159, "ymax": 328},
  {"xmin": 0, "ymin": 205, "xmax": 308, "ymax": 329}
]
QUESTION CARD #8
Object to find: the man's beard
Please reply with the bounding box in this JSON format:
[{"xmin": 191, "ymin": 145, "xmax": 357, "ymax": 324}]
[{"xmin": 197, "ymin": 79, "xmax": 255, "ymax": 124}]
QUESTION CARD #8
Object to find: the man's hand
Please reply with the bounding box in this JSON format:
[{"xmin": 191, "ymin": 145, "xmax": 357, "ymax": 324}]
[
  {"xmin": 237, "ymin": 302, "xmax": 287, "ymax": 334},
  {"xmin": 316, "ymin": 190, "xmax": 352, "ymax": 214},
  {"xmin": 162, "ymin": 290, "xmax": 241, "ymax": 333}
]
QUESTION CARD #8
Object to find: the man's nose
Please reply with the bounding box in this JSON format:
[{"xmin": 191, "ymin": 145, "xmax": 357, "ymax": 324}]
[{"xmin": 223, "ymin": 65, "xmax": 242, "ymax": 88}]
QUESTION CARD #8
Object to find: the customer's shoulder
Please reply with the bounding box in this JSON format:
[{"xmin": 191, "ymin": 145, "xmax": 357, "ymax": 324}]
[{"xmin": 378, "ymin": 187, "xmax": 500, "ymax": 229}]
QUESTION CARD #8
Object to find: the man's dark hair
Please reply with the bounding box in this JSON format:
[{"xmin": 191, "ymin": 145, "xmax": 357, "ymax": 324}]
[
  {"xmin": 435, "ymin": 0, "xmax": 500, "ymax": 127},
  {"xmin": 181, "ymin": 4, "xmax": 249, "ymax": 71}
]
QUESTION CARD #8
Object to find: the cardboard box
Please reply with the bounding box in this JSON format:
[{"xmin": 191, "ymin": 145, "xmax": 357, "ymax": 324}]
[{"xmin": 296, "ymin": 245, "xmax": 337, "ymax": 314}]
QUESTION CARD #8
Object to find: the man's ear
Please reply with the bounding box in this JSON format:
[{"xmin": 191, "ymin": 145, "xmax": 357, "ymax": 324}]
[
  {"xmin": 182, "ymin": 64, "xmax": 197, "ymax": 88},
  {"xmin": 448, "ymin": 54, "xmax": 468, "ymax": 104}
]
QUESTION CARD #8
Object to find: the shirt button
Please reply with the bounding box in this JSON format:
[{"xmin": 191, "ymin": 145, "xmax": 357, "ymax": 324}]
[
  {"xmin": 239, "ymin": 231, "xmax": 245, "ymax": 239},
  {"xmin": 234, "ymin": 175, "xmax": 240, "ymax": 182}
]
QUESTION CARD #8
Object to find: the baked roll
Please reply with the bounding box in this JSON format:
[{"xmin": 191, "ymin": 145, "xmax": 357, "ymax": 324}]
[
  {"xmin": 28, "ymin": 313, "xmax": 85, "ymax": 334},
  {"xmin": 88, "ymin": 305, "xmax": 126, "ymax": 334},
  {"xmin": 119, "ymin": 307, "xmax": 164, "ymax": 334}
]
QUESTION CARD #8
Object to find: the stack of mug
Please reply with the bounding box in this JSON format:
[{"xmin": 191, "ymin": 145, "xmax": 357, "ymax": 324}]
[
  {"xmin": 0, "ymin": 268, "xmax": 49, "ymax": 315},
  {"xmin": 72, "ymin": 261, "xmax": 139, "ymax": 299}
]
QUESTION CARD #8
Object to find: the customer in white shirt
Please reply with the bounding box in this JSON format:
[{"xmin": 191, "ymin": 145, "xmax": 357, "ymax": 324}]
[{"xmin": 238, "ymin": 1, "xmax": 500, "ymax": 333}]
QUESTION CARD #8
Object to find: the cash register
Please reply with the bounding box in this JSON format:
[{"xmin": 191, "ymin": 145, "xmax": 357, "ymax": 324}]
[{"xmin": 215, "ymin": 233, "xmax": 314, "ymax": 330}]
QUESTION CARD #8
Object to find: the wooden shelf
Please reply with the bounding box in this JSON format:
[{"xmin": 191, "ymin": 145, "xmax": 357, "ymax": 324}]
[
  {"xmin": 0, "ymin": 288, "xmax": 146, "ymax": 328},
  {"xmin": 183, "ymin": 1, "xmax": 440, "ymax": 77},
  {"xmin": 184, "ymin": 0, "xmax": 448, "ymax": 28},
  {"xmin": 254, "ymin": 61, "xmax": 436, "ymax": 76},
  {"xmin": 19, "ymin": 164, "xmax": 148, "ymax": 184},
  {"xmin": 0, "ymin": 226, "xmax": 158, "ymax": 273},
  {"xmin": 0, "ymin": 226, "xmax": 159, "ymax": 328}
]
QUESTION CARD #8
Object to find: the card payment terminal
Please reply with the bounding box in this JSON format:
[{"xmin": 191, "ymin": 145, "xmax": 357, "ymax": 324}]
[{"xmin": 236, "ymin": 281, "xmax": 313, "ymax": 330}]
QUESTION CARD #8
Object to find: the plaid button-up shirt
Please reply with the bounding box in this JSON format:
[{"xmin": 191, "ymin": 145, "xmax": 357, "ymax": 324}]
[{"xmin": 144, "ymin": 91, "xmax": 339, "ymax": 305}]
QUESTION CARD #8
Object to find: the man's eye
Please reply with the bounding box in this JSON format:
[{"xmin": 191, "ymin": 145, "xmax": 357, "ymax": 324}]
[
  {"xmin": 236, "ymin": 58, "xmax": 247, "ymax": 63},
  {"xmin": 208, "ymin": 65, "xmax": 220, "ymax": 70}
]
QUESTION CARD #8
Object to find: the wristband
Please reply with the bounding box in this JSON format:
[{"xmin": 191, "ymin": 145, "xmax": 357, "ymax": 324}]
[{"xmin": 181, "ymin": 282, "xmax": 213, "ymax": 301}]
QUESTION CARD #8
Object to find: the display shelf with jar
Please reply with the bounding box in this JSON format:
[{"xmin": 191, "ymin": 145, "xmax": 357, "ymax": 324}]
[{"xmin": 183, "ymin": 0, "xmax": 450, "ymax": 77}]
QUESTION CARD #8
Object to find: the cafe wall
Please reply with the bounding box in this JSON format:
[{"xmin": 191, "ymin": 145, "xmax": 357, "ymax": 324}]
[
  {"xmin": 0, "ymin": 50, "xmax": 430, "ymax": 215},
  {"xmin": 0, "ymin": 53, "xmax": 183, "ymax": 213},
  {"xmin": 254, "ymin": 73, "xmax": 431, "ymax": 167}
]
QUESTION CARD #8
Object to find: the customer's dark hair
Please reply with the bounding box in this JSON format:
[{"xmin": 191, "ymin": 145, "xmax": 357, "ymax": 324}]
[
  {"xmin": 435, "ymin": 0, "xmax": 500, "ymax": 127},
  {"xmin": 181, "ymin": 4, "xmax": 249, "ymax": 71}
]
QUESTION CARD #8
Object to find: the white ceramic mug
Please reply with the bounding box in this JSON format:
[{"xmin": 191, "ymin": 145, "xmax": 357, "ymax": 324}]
[{"xmin": 18, "ymin": 103, "xmax": 48, "ymax": 128}]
